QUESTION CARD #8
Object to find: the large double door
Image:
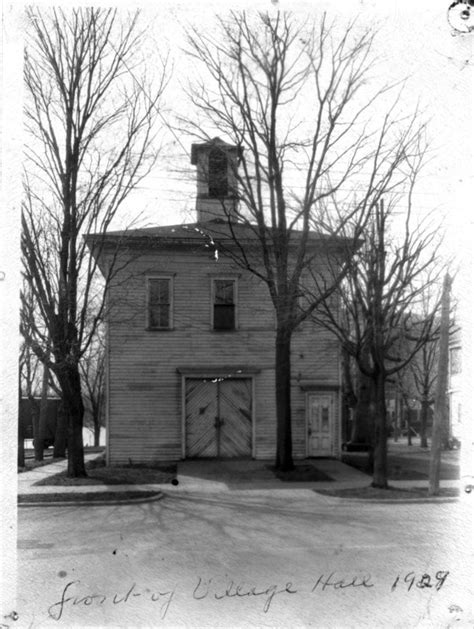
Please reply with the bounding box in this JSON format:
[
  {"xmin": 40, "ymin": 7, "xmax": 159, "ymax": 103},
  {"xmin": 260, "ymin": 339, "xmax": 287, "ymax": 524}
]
[{"xmin": 185, "ymin": 378, "xmax": 252, "ymax": 458}]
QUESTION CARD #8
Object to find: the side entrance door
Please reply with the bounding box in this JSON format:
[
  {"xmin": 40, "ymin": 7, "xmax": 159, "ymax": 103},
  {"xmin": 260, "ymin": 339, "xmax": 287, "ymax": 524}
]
[
  {"xmin": 185, "ymin": 378, "xmax": 252, "ymax": 458},
  {"xmin": 307, "ymin": 392, "xmax": 334, "ymax": 457}
]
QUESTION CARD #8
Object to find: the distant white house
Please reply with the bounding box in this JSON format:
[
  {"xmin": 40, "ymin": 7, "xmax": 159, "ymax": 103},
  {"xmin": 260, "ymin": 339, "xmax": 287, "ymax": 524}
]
[
  {"xmin": 448, "ymin": 333, "xmax": 462, "ymax": 443},
  {"xmin": 82, "ymin": 426, "xmax": 106, "ymax": 447},
  {"xmin": 24, "ymin": 429, "xmax": 106, "ymax": 450}
]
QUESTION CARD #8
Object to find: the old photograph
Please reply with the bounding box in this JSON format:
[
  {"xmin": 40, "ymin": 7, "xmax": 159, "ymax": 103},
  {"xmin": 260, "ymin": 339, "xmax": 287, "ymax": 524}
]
[{"xmin": 1, "ymin": 0, "xmax": 473, "ymax": 626}]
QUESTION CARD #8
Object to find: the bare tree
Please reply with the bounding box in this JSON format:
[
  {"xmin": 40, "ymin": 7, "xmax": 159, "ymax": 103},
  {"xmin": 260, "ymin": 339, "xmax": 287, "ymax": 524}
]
[
  {"xmin": 396, "ymin": 285, "xmax": 459, "ymax": 449},
  {"xmin": 340, "ymin": 345, "xmax": 358, "ymax": 442},
  {"xmin": 313, "ymin": 192, "xmax": 443, "ymax": 487},
  {"xmin": 429, "ymin": 274, "xmax": 451, "ymax": 495},
  {"xmin": 19, "ymin": 286, "xmax": 42, "ymax": 464},
  {"xmin": 21, "ymin": 7, "xmax": 167, "ymax": 476},
  {"xmin": 396, "ymin": 318, "xmax": 439, "ymax": 449},
  {"xmin": 184, "ymin": 11, "xmax": 426, "ymax": 470}
]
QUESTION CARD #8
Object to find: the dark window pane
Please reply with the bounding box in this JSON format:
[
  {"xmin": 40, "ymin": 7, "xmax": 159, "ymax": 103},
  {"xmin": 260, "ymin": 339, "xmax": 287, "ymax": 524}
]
[
  {"xmin": 209, "ymin": 149, "xmax": 228, "ymax": 198},
  {"xmin": 214, "ymin": 304, "xmax": 235, "ymax": 330},
  {"xmin": 148, "ymin": 279, "xmax": 170, "ymax": 329},
  {"xmin": 150, "ymin": 305, "xmax": 169, "ymax": 329},
  {"xmin": 214, "ymin": 279, "xmax": 234, "ymax": 304}
]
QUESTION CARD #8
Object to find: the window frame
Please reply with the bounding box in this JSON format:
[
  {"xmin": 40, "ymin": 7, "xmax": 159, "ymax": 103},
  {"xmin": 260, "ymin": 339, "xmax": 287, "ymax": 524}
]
[
  {"xmin": 146, "ymin": 275, "xmax": 174, "ymax": 331},
  {"xmin": 211, "ymin": 276, "xmax": 238, "ymax": 331}
]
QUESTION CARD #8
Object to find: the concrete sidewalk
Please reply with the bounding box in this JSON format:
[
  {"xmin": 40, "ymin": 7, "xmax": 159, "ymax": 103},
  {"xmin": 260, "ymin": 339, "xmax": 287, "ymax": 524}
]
[{"xmin": 18, "ymin": 453, "xmax": 460, "ymax": 503}]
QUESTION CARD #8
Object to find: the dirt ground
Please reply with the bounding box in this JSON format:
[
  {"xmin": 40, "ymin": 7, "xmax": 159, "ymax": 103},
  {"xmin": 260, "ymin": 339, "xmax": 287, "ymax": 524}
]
[{"xmin": 342, "ymin": 439, "xmax": 460, "ymax": 481}]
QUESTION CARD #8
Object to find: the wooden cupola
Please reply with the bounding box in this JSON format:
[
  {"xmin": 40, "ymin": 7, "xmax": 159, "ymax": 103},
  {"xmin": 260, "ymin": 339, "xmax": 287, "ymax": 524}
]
[{"xmin": 190, "ymin": 137, "xmax": 241, "ymax": 223}]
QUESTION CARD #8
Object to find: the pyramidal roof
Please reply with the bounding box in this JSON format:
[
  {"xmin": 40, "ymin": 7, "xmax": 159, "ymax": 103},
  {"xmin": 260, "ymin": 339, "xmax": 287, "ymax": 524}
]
[
  {"xmin": 190, "ymin": 137, "xmax": 241, "ymax": 165},
  {"xmin": 86, "ymin": 218, "xmax": 349, "ymax": 249}
]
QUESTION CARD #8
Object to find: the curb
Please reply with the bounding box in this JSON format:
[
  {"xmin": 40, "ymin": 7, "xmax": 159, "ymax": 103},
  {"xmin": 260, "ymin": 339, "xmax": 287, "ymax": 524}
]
[
  {"xmin": 314, "ymin": 495, "xmax": 460, "ymax": 505},
  {"xmin": 312, "ymin": 489, "xmax": 461, "ymax": 505},
  {"xmin": 18, "ymin": 491, "xmax": 165, "ymax": 508}
]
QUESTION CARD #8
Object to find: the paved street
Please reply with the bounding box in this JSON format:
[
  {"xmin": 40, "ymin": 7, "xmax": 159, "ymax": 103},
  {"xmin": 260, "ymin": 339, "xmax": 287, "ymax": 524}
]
[{"xmin": 16, "ymin": 489, "xmax": 473, "ymax": 628}]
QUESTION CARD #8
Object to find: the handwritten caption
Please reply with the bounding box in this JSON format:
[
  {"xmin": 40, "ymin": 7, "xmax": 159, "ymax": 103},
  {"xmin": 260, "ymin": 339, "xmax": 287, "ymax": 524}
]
[{"xmin": 48, "ymin": 571, "xmax": 450, "ymax": 621}]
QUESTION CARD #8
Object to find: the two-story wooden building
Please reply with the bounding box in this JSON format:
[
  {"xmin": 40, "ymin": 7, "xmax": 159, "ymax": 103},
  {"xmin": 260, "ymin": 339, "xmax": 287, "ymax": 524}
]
[{"xmin": 89, "ymin": 139, "xmax": 345, "ymax": 465}]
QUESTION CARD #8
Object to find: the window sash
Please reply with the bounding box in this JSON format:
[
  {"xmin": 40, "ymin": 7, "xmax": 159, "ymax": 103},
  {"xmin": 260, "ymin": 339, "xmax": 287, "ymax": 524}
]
[
  {"xmin": 213, "ymin": 279, "xmax": 236, "ymax": 330},
  {"xmin": 214, "ymin": 279, "xmax": 234, "ymax": 304},
  {"xmin": 148, "ymin": 278, "xmax": 171, "ymax": 329},
  {"xmin": 214, "ymin": 304, "xmax": 235, "ymax": 330}
]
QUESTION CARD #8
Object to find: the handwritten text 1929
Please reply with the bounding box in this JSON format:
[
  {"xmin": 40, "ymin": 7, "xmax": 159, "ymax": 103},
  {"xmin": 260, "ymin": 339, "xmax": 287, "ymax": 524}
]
[{"xmin": 47, "ymin": 571, "xmax": 449, "ymax": 622}]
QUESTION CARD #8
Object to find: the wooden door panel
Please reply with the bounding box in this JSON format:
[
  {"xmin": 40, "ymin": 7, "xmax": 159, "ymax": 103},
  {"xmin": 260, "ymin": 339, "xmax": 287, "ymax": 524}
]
[
  {"xmin": 185, "ymin": 380, "xmax": 217, "ymax": 457},
  {"xmin": 219, "ymin": 379, "xmax": 252, "ymax": 457}
]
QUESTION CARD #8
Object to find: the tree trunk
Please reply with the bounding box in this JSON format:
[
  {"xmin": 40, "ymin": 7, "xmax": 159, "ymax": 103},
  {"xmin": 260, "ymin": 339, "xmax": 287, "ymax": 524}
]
[
  {"xmin": 18, "ymin": 399, "xmax": 26, "ymax": 467},
  {"xmin": 93, "ymin": 407, "xmax": 101, "ymax": 447},
  {"xmin": 57, "ymin": 366, "xmax": 87, "ymax": 477},
  {"xmin": 275, "ymin": 326, "xmax": 294, "ymax": 471},
  {"xmin": 18, "ymin": 435, "xmax": 25, "ymax": 468},
  {"xmin": 18, "ymin": 405, "xmax": 26, "ymax": 467},
  {"xmin": 371, "ymin": 370, "xmax": 388, "ymax": 488},
  {"xmin": 341, "ymin": 348, "xmax": 356, "ymax": 442},
  {"xmin": 35, "ymin": 361, "xmax": 50, "ymax": 460},
  {"xmin": 406, "ymin": 401, "xmax": 412, "ymax": 446},
  {"xmin": 393, "ymin": 392, "xmax": 400, "ymax": 442},
  {"xmin": 32, "ymin": 404, "xmax": 42, "ymax": 461},
  {"xmin": 420, "ymin": 398, "xmax": 429, "ymax": 448},
  {"xmin": 351, "ymin": 371, "xmax": 372, "ymax": 444},
  {"xmin": 18, "ymin": 370, "xmax": 25, "ymax": 467},
  {"xmin": 53, "ymin": 400, "xmax": 67, "ymax": 458},
  {"xmin": 94, "ymin": 425, "xmax": 100, "ymax": 448},
  {"xmin": 441, "ymin": 397, "xmax": 450, "ymax": 449},
  {"xmin": 341, "ymin": 398, "xmax": 350, "ymax": 444},
  {"xmin": 429, "ymin": 274, "xmax": 451, "ymax": 495}
]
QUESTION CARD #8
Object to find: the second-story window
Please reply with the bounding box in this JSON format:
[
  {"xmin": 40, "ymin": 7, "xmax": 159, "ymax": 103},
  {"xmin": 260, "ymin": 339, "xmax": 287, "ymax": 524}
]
[
  {"xmin": 147, "ymin": 277, "xmax": 172, "ymax": 330},
  {"xmin": 213, "ymin": 279, "xmax": 236, "ymax": 330},
  {"xmin": 208, "ymin": 148, "xmax": 228, "ymax": 198}
]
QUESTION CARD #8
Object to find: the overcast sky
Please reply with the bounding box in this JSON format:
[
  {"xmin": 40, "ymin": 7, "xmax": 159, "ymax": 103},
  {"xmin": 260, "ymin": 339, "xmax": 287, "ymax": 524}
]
[
  {"xmin": 7, "ymin": 0, "xmax": 472, "ymax": 251},
  {"xmin": 3, "ymin": 0, "xmax": 473, "ymax": 301},
  {"xmin": 120, "ymin": 0, "xmax": 473, "ymax": 250}
]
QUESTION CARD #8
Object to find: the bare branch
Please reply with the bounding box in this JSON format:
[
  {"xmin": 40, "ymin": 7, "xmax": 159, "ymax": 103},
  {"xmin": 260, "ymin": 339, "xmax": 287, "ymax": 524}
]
[{"xmin": 22, "ymin": 6, "xmax": 168, "ymax": 476}]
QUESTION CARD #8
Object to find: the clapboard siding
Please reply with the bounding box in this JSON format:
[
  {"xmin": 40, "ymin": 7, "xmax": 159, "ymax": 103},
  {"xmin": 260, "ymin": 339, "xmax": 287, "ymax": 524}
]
[{"xmin": 104, "ymin": 245, "xmax": 341, "ymax": 464}]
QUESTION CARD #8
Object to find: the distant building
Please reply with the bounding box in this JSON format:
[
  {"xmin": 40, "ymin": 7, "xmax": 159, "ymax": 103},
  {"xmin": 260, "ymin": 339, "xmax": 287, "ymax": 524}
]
[{"xmin": 448, "ymin": 330, "xmax": 462, "ymax": 443}]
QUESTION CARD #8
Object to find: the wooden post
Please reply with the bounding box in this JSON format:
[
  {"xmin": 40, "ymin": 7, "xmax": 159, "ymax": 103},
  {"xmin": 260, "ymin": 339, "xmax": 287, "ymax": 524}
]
[{"xmin": 429, "ymin": 274, "xmax": 451, "ymax": 496}]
